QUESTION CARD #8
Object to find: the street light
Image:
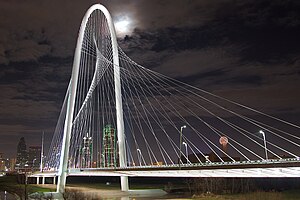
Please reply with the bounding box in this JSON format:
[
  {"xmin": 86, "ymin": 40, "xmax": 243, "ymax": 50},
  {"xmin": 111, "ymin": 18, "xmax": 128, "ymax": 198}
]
[
  {"xmin": 204, "ymin": 155, "xmax": 210, "ymax": 163},
  {"xmin": 179, "ymin": 125, "xmax": 186, "ymax": 167},
  {"xmin": 137, "ymin": 149, "xmax": 142, "ymax": 166},
  {"xmin": 259, "ymin": 130, "xmax": 268, "ymax": 160},
  {"xmin": 24, "ymin": 163, "xmax": 29, "ymax": 200},
  {"xmin": 182, "ymin": 142, "xmax": 188, "ymax": 163},
  {"xmin": 32, "ymin": 158, "xmax": 37, "ymax": 172},
  {"xmin": 101, "ymin": 154, "xmax": 105, "ymax": 167},
  {"xmin": 40, "ymin": 131, "xmax": 44, "ymax": 172}
]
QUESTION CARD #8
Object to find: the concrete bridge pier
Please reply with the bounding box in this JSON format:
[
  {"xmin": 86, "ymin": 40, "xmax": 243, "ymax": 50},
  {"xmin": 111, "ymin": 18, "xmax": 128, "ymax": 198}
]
[{"xmin": 34, "ymin": 175, "xmax": 56, "ymax": 185}]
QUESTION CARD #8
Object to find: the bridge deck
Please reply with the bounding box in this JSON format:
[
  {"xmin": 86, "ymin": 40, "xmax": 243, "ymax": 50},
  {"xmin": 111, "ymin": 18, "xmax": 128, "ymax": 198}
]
[{"xmin": 31, "ymin": 158, "xmax": 300, "ymax": 178}]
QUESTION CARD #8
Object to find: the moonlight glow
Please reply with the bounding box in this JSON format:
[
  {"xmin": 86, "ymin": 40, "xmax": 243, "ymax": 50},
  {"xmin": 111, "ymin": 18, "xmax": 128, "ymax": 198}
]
[{"xmin": 115, "ymin": 16, "xmax": 131, "ymax": 36}]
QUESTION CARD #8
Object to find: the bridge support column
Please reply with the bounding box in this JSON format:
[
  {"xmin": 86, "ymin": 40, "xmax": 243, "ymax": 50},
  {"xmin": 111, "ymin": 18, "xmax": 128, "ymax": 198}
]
[
  {"xmin": 42, "ymin": 177, "xmax": 45, "ymax": 185},
  {"xmin": 53, "ymin": 176, "xmax": 56, "ymax": 185},
  {"xmin": 121, "ymin": 176, "xmax": 129, "ymax": 191},
  {"xmin": 37, "ymin": 177, "xmax": 40, "ymax": 185}
]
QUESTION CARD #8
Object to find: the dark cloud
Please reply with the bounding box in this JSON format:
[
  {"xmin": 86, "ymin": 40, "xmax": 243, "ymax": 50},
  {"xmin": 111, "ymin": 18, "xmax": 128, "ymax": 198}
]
[
  {"xmin": 121, "ymin": 0, "xmax": 227, "ymax": 30},
  {"xmin": 0, "ymin": 0, "xmax": 102, "ymax": 65},
  {"xmin": 211, "ymin": 0, "xmax": 300, "ymax": 62},
  {"xmin": 117, "ymin": 0, "xmax": 300, "ymax": 119},
  {"xmin": 0, "ymin": 0, "xmax": 299, "ymax": 158}
]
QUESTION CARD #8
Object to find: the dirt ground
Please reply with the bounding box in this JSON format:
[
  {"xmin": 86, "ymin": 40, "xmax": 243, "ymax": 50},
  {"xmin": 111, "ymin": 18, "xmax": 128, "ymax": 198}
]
[{"xmin": 36, "ymin": 184, "xmax": 168, "ymax": 199}]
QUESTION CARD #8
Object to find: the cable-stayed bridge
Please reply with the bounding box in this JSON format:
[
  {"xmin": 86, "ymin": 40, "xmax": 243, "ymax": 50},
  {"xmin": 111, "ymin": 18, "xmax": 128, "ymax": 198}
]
[{"xmin": 31, "ymin": 4, "xmax": 300, "ymax": 196}]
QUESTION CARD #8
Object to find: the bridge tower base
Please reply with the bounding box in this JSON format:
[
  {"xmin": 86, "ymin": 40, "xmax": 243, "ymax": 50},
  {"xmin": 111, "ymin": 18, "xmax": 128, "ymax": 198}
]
[{"xmin": 121, "ymin": 176, "xmax": 129, "ymax": 191}]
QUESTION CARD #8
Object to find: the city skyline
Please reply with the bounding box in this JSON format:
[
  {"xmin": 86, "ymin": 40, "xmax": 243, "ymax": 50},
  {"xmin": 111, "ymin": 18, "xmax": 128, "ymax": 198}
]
[{"xmin": 0, "ymin": 0, "xmax": 300, "ymax": 158}]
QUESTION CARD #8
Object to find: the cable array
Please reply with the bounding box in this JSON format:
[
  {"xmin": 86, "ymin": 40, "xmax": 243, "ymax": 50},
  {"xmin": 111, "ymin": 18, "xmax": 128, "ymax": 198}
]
[{"xmin": 45, "ymin": 9, "xmax": 300, "ymax": 171}]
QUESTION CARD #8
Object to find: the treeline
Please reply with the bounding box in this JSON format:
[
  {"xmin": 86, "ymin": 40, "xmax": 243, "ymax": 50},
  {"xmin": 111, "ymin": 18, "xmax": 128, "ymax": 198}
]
[{"xmin": 182, "ymin": 177, "xmax": 300, "ymax": 195}]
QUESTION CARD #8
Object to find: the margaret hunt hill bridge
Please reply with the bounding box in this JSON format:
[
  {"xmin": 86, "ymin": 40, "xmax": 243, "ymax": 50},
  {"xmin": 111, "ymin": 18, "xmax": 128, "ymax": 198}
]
[{"xmin": 28, "ymin": 4, "xmax": 300, "ymax": 197}]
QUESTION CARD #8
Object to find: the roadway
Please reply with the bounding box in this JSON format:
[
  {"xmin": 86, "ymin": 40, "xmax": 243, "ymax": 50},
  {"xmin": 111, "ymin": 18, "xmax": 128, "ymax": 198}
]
[{"xmin": 31, "ymin": 158, "xmax": 300, "ymax": 178}]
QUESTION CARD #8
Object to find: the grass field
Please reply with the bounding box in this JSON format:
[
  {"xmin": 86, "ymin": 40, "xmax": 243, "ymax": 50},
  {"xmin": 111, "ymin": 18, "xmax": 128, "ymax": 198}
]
[
  {"xmin": 1, "ymin": 175, "xmax": 300, "ymax": 199},
  {"xmin": 64, "ymin": 182, "xmax": 300, "ymax": 200},
  {"xmin": 0, "ymin": 175, "xmax": 55, "ymax": 198}
]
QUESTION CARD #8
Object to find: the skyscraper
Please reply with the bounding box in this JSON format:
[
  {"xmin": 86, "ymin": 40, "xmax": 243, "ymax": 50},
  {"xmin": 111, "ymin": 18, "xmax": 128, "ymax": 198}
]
[
  {"xmin": 0, "ymin": 153, "xmax": 5, "ymax": 171},
  {"xmin": 28, "ymin": 146, "xmax": 41, "ymax": 170},
  {"xmin": 9, "ymin": 158, "xmax": 16, "ymax": 171},
  {"xmin": 102, "ymin": 125, "xmax": 118, "ymax": 167},
  {"xmin": 80, "ymin": 133, "xmax": 92, "ymax": 168},
  {"xmin": 16, "ymin": 137, "xmax": 28, "ymax": 170}
]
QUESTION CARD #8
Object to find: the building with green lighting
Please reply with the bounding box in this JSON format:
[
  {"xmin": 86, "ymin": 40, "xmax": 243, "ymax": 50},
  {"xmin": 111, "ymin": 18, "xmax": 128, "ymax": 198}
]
[{"xmin": 102, "ymin": 125, "xmax": 118, "ymax": 167}]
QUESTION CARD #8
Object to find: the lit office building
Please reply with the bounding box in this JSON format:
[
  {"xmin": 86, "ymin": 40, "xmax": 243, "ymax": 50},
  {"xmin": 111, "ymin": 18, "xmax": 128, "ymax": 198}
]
[
  {"xmin": 16, "ymin": 137, "xmax": 28, "ymax": 170},
  {"xmin": 81, "ymin": 133, "xmax": 92, "ymax": 168},
  {"xmin": 28, "ymin": 146, "xmax": 41, "ymax": 170},
  {"xmin": 9, "ymin": 158, "xmax": 16, "ymax": 171},
  {"xmin": 102, "ymin": 125, "xmax": 118, "ymax": 167},
  {"xmin": 0, "ymin": 155, "xmax": 5, "ymax": 171}
]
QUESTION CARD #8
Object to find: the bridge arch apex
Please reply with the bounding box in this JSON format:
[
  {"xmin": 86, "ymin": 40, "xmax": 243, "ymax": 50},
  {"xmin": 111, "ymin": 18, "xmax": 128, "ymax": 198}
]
[{"xmin": 56, "ymin": 4, "xmax": 128, "ymax": 194}]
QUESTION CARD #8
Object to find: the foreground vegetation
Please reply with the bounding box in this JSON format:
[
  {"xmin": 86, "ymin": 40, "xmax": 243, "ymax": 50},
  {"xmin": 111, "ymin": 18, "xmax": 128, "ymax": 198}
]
[
  {"xmin": 192, "ymin": 190, "xmax": 300, "ymax": 200},
  {"xmin": 61, "ymin": 179, "xmax": 300, "ymax": 200},
  {"xmin": 0, "ymin": 175, "xmax": 23, "ymax": 198},
  {"xmin": 0, "ymin": 174, "xmax": 54, "ymax": 199},
  {"xmin": 1, "ymin": 175, "xmax": 300, "ymax": 199},
  {"xmin": 181, "ymin": 177, "xmax": 300, "ymax": 199}
]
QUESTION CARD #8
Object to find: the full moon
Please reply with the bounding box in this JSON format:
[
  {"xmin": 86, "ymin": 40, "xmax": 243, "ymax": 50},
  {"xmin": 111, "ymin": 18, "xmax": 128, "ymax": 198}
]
[{"xmin": 115, "ymin": 17, "xmax": 131, "ymax": 36}]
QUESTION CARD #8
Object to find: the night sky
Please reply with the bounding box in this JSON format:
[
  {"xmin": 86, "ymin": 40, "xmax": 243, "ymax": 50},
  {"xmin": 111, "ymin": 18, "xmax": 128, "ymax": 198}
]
[{"xmin": 0, "ymin": 0, "xmax": 299, "ymax": 158}]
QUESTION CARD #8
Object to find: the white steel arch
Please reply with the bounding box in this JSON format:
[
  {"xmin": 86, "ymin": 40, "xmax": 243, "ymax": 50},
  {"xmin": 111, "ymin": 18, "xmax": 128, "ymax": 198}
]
[{"xmin": 56, "ymin": 4, "xmax": 128, "ymax": 194}]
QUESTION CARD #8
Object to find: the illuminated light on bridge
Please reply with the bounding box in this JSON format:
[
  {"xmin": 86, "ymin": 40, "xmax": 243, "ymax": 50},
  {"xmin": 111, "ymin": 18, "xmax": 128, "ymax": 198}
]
[
  {"xmin": 34, "ymin": 3, "xmax": 300, "ymax": 197},
  {"xmin": 219, "ymin": 136, "xmax": 228, "ymax": 154}
]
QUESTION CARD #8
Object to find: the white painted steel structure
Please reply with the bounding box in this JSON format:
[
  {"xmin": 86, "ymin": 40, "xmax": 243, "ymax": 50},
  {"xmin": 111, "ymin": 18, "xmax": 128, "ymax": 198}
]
[
  {"xmin": 32, "ymin": 167, "xmax": 300, "ymax": 179},
  {"xmin": 68, "ymin": 167, "xmax": 300, "ymax": 178},
  {"xmin": 56, "ymin": 4, "xmax": 128, "ymax": 195},
  {"xmin": 42, "ymin": 4, "xmax": 300, "ymax": 197},
  {"xmin": 31, "ymin": 158, "xmax": 300, "ymax": 179}
]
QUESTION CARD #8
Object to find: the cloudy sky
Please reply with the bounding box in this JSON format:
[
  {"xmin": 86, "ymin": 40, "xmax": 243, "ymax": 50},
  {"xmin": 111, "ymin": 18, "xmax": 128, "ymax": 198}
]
[{"xmin": 0, "ymin": 0, "xmax": 299, "ymax": 158}]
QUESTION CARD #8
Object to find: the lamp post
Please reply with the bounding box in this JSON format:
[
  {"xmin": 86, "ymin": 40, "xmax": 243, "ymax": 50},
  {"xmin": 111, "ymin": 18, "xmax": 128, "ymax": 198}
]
[
  {"xmin": 24, "ymin": 163, "xmax": 29, "ymax": 200},
  {"xmin": 182, "ymin": 142, "xmax": 188, "ymax": 163},
  {"xmin": 137, "ymin": 149, "xmax": 142, "ymax": 166},
  {"xmin": 179, "ymin": 125, "xmax": 186, "ymax": 167},
  {"xmin": 97, "ymin": 151, "xmax": 100, "ymax": 168},
  {"xmin": 259, "ymin": 130, "xmax": 268, "ymax": 160},
  {"xmin": 204, "ymin": 155, "xmax": 210, "ymax": 163},
  {"xmin": 32, "ymin": 158, "xmax": 37, "ymax": 172},
  {"xmin": 40, "ymin": 131, "xmax": 44, "ymax": 172},
  {"xmin": 101, "ymin": 154, "xmax": 105, "ymax": 167}
]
